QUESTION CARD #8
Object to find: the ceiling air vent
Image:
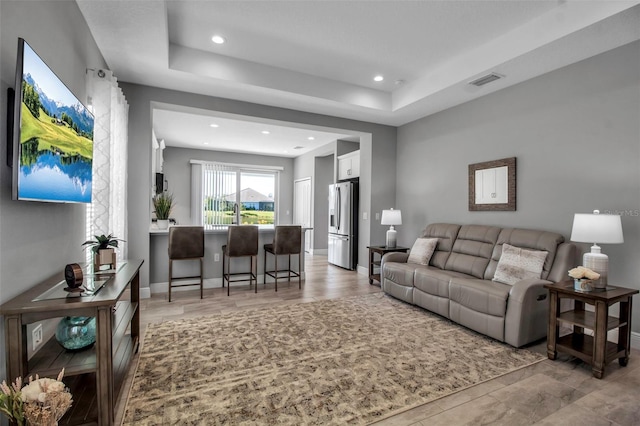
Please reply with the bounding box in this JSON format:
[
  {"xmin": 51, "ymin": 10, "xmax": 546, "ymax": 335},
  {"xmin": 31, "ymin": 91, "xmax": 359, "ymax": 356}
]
[{"xmin": 468, "ymin": 72, "xmax": 504, "ymax": 87}]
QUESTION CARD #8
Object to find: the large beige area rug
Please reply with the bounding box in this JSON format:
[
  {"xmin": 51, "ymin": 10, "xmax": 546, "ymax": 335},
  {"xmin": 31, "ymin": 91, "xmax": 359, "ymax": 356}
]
[{"xmin": 123, "ymin": 293, "xmax": 544, "ymax": 425}]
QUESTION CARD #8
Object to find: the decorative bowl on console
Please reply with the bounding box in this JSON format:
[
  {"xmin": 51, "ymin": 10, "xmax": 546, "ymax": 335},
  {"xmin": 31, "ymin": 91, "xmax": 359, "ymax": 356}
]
[{"xmin": 56, "ymin": 316, "xmax": 96, "ymax": 351}]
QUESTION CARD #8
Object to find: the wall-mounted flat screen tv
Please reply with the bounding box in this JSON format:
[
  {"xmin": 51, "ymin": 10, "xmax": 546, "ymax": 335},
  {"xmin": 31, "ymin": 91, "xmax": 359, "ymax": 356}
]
[{"xmin": 11, "ymin": 38, "xmax": 94, "ymax": 203}]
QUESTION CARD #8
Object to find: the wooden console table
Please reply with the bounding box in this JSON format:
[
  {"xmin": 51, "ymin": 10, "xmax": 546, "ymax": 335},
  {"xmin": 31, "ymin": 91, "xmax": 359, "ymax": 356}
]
[
  {"xmin": 544, "ymin": 281, "xmax": 638, "ymax": 379},
  {"xmin": 367, "ymin": 245, "xmax": 409, "ymax": 285},
  {"xmin": 0, "ymin": 259, "xmax": 143, "ymax": 425}
]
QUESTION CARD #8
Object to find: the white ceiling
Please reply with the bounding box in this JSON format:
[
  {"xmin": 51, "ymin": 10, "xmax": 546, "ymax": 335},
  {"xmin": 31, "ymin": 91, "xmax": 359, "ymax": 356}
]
[
  {"xmin": 153, "ymin": 107, "xmax": 352, "ymax": 157},
  {"xmin": 76, "ymin": 0, "xmax": 640, "ymax": 156}
]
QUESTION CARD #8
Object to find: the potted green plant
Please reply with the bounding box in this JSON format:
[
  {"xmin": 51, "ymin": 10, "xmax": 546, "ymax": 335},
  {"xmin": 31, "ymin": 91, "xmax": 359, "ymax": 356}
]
[
  {"xmin": 153, "ymin": 192, "xmax": 174, "ymax": 229},
  {"xmin": 82, "ymin": 234, "xmax": 124, "ymax": 271}
]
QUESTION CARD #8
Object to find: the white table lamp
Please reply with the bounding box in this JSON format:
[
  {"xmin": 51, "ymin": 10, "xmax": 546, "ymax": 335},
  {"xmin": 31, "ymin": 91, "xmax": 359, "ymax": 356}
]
[
  {"xmin": 570, "ymin": 210, "xmax": 623, "ymax": 288},
  {"xmin": 381, "ymin": 209, "xmax": 402, "ymax": 248}
]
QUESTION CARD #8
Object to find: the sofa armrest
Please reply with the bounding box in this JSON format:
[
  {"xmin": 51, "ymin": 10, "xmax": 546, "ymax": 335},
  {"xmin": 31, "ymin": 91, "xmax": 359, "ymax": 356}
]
[
  {"xmin": 380, "ymin": 252, "xmax": 410, "ymax": 292},
  {"xmin": 380, "ymin": 252, "xmax": 409, "ymax": 272},
  {"xmin": 504, "ymin": 278, "xmax": 552, "ymax": 347}
]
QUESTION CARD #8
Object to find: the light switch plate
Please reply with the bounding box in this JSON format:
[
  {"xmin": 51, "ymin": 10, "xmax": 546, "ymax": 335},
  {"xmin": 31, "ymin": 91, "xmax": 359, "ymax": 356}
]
[{"xmin": 363, "ymin": 212, "xmax": 368, "ymax": 220}]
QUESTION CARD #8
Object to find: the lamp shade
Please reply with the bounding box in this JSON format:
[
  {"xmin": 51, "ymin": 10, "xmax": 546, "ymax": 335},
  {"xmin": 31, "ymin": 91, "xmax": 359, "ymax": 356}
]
[
  {"xmin": 570, "ymin": 211, "xmax": 623, "ymax": 244},
  {"xmin": 381, "ymin": 209, "xmax": 402, "ymax": 226}
]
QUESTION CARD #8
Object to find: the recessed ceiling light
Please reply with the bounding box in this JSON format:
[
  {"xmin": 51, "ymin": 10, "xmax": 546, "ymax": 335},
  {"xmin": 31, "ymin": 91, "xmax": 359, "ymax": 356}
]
[
  {"xmin": 262, "ymin": 130, "xmax": 270, "ymax": 135},
  {"xmin": 209, "ymin": 123, "xmax": 219, "ymax": 128},
  {"xmin": 308, "ymin": 136, "xmax": 315, "ymax": 141},
  {"xmin": 203, "ymin": 142, "xmax": 209, "ymax": 145},
  {"xmin": 374, "ymin": 75, "xmax": 384, "ymax": 82},
  {"xmin": 211, "ymin": 35, "xmax": 225, "ymax": 44}
]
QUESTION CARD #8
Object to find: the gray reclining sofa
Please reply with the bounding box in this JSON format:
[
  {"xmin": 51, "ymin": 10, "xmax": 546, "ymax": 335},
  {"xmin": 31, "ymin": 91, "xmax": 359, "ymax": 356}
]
[{"xmin": 381, "ymin": 223, "xmax": 576, "ymax": 347}]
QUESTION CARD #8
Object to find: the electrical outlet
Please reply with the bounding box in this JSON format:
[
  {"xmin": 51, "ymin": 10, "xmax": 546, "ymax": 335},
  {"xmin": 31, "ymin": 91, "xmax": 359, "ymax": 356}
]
[
  {"xmin": 32, "ymin": 324, "xmax": 43, "ymax": 351},
  {"xmin": 375, "ymin": 212, "xmax": 380, "ymax": 220},
  {"xmin": 214, "ymin": 253, "xmax": 220, "ymax": 262}
]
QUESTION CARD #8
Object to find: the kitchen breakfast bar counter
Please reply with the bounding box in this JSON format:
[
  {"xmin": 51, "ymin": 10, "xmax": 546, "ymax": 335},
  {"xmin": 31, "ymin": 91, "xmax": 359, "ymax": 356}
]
[{"xmin": 149, "ymin": 226, "xmax": 309, "ymax": 292}]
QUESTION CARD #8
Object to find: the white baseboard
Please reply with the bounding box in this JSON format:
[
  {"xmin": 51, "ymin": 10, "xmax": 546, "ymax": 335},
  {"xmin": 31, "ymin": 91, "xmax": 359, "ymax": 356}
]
[
  {"xmin": 356, "ymin": 265, "xmax": 368, "ymax": 276},
  {"xmin": 140, "ymin": 287, "xmax": 151, "ymax": 299},
  {"xmin": 632, "ymin": 331, "xmax": 640, "ymax": 350}
]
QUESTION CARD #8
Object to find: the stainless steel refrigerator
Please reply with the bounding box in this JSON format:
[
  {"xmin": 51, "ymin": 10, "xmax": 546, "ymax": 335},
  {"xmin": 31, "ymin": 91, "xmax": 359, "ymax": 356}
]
[{"xmin": 328, "ymin": 181, "xmax": 358, "ymax": 270}]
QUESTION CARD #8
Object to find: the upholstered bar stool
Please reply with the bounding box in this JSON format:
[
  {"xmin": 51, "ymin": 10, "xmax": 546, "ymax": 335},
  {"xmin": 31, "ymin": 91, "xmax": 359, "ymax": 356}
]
[
  {"xmin": 168, "ymin": 226, "xmax": 205, "ymax": 302},
  {"xmin": 264, "ymin": 225, "xmax": 302, "ymax": 292},
  {"xmin": 222, "ymin": 225, "xmax": 259, "ymax": 296}
]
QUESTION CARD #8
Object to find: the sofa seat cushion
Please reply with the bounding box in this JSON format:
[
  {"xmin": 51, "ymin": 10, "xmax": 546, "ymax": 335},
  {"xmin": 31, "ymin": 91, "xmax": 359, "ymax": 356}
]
[
  {"xmin": 449, "ymin": 277, "xmax": 511, "ymax": 317},
  {"xmin": 383, "ymin": 262, "xmax": 418, "ymax": 287},
  {"xmin": 414, "ymin": 267, "xmax": 470, "ymax": 298}
]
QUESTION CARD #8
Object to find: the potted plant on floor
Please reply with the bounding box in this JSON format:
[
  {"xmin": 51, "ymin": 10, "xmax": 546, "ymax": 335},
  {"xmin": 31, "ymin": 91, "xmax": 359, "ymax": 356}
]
[
  {"xmin": 82, "ymin": 233, "xmax": 125, "ymax": 272},
  {"xmin": 153, "ymin": 192, "xmax": 174, "ymax": 230}
]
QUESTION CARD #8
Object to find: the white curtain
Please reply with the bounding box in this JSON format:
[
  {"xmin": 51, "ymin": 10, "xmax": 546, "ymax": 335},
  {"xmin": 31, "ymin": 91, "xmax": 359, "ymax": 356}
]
[
  {"xmin": 191, "ymin": 161, "xmax": 235, "ymax": 228},
  {"xmin": 86, "ymin": 69, "xmax": 129, "ymax": 260}
]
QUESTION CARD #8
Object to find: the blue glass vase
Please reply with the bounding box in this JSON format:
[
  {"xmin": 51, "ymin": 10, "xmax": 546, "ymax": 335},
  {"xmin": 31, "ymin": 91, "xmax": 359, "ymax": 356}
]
[{"xmin": 55, "ymin": 316, "xmax": 96, "ymax": 351}]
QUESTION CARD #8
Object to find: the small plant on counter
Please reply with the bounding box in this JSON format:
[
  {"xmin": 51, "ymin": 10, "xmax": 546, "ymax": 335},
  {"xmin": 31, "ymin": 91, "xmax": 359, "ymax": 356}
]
[{"xmin": 153, "ymin": 192, "xmax": 175, "ymax": 220}]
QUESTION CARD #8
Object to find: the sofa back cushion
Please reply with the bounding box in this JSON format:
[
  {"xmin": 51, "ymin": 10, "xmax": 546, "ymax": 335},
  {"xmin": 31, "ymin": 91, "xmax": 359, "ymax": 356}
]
[
  {"xmin": 486, "ymin": 228, "xmax": 565, "ymax": 280},
  {"xmin": 421, "ymin": 223, "xmax": 461, "ymax": 269},
  {"xmin": 445, "ymin": 225, "xmax": 501, "ymax": 278}
]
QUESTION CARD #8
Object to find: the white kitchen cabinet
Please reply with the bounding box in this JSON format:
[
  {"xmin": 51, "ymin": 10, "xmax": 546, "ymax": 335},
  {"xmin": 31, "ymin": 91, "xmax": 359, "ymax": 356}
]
[{"xmin": 338, "ymin": 150, "xmax": 360, "ymax": 180}]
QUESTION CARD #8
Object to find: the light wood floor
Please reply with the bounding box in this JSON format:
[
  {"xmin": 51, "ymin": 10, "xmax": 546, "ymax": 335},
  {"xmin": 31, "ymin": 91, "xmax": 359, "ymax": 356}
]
[{"xmin": 115, "ymin": 255, "xmax": 640, "ymax": 425}]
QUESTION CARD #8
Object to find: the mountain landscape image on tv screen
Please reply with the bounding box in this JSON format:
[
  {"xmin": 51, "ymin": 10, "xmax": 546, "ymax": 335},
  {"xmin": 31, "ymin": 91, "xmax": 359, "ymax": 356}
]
[{"xmin": 18, "ymin": 41, "xmax": 93, "ymax": 203}]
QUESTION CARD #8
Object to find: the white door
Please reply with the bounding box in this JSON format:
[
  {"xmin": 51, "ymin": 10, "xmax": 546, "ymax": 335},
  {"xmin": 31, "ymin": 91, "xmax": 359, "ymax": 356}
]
[{"xmin": 294, "ymin": 178, "xmax": 312, "ymax": 252}]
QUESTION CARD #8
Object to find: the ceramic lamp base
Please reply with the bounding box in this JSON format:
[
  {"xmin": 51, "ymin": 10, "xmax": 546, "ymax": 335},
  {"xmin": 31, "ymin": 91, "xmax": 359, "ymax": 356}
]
[
  {"xmin": 386, "ymin": 228, "xmax": 397, "ymax": 248},
  {"xmin": 583, "ymin": 250, "xmax": 608, "ymax": 289}
]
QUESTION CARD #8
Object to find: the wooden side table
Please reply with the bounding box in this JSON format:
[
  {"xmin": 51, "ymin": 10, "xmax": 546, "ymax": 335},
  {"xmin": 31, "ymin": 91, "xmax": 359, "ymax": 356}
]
[
  {"xmin": 544, "ymin": 281, "xmax": 638, "ymax": 379},
  {"xmin": 367, "ymin": 245, "xmax": 409, "ymax": 285}
]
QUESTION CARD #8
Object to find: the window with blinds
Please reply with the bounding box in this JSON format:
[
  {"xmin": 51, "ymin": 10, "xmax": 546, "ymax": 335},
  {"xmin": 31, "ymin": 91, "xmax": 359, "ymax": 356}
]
[{"xmin": 192, "ymin": 161, "xmax": 279, "ymax": 228}]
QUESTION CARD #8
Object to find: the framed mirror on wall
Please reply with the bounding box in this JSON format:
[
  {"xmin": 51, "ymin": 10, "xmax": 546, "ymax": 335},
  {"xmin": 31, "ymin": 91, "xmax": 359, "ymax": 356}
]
[{"xmin": 468, "ymin": 157, "xmax": 516, "ymax": 211}]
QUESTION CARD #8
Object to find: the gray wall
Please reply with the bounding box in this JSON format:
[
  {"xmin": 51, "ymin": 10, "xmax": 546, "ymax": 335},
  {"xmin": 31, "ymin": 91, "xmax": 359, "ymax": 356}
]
[
  {"xmin": 293, "ymin": 142, "xmax": 335, "ymax": 252},
  {"xmin": 396, "ymin": 41, "xmax": 640, "ymax": 333},
  {"xmin": 336, "ymin": 140, "xmax": 360, "ymax": 157},
  {"xmin": 123, "ymin": 83, "xmax": 397, "ymax": 288},
  {"xmin": 313, "ymin": 154, "xmax": 334, "ymax": 250},
  {"xmin": 0, "ymin": 0, "xmax": 106, "ymax": 385},
  {"xmin": 162, "ymin": 146, "xmax": 295, "ymax": 226}
]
